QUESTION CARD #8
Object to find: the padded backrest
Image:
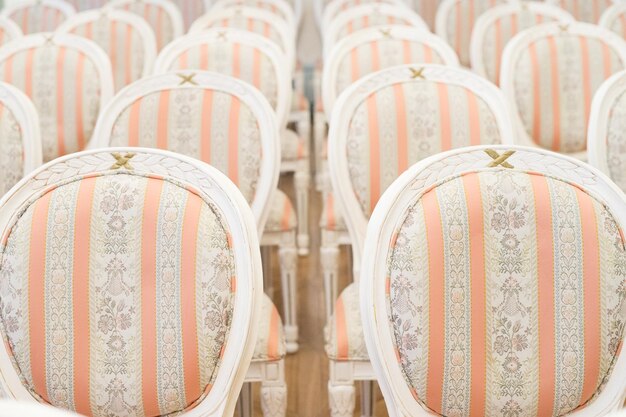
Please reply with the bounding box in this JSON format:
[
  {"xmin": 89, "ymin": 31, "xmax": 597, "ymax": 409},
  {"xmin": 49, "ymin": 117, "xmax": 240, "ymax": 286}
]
[
  {"xmin": 3, "ymin": 0, "xmax": 75, "ymax": 34},
  {"xmin": 548, "ymin": 0, "xmax": 614, "ymax": 23}
]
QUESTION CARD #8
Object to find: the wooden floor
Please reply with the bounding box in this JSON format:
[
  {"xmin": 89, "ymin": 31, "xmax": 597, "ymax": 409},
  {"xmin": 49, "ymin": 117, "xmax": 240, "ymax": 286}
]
[{"xmin": 238, "ymin": 175, "xmax": 390, "ymax": 417}]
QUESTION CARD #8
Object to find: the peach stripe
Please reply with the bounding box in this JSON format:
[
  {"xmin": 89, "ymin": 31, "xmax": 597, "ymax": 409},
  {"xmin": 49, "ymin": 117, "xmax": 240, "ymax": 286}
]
[
  {"xmin": 228, "ymin": 97, "xmax": 241, "ymax": 185},
  {"xmin": 402, "ymin": 40, "xmax": 411, "ymax": 65},
  {"xmin": 572, "ymin": 0, "xmax": 579, "ymax": 20},
  {"xmin": 530, "ymin": 174, "xmax": 555, "ymax": 417},
  {"xmin": 155, "ymin": 7, "xmax": 163, "ymax": 49},
  {"xmin": 547, "ymin": 37, "xmax": 561, "ymax": 151},
  {"xmin": 334, "ymin": 296, "xmax": 349, "ymax": 359},
  {"xmin": 72, "ymin": 177, "xmax": 96, "ymax": 415},
  {"xmin": 110, "ymin": 21, "xmax": 117, "ymax": 82},
  {"xmin": 422, "ymin": 188, "xmax": 445, "ymax": 414},
  {"xmin": 85, "ymin": 21, "xmax": 92, "ymax": 38},
  {"xmin": 252, "ymin": 48, "xmax": 261, "ymax": 89},
  {"xmin": 29, "ymin": 191, "xmax": 53, "ymax": 403},
  {"xmin": 511, "ymin": 14, "xmax": 518, "ymax": 33},
  {"xmin": 200, "ymin": 90, "xmax": 213, "ymax": 163},
  {"xmin": 575, "ymin": 188, "xmax": 601, "ymax": 403},
  {"xmin": 25, "ymin": 48, "xmax": 35, "ymax": 98},
  {"xmin": 423, "ymin": 44, "xmax": 433, "ymax": 63},
  {"xmin": 181, "ymin": 193, "xmax": 202, "ymax": 405},
  {"xmin": 602, "ymin": 43, "xmax": 612, "ymax": 80},
  {"xmin": 128, "ymin": 98, "xmax": 141, "ymax": 147},
  {"xmin": 263, "ymin": 22, "xmax": 270, "ymax": 38},
  {"xmin": 21, "ymin": 8, "xmax": 29, "ymax": 34},
  {"xmin": 393, "ymin": 84, "xmax": 408, "ymax": 172},
  {"xmin": 179, "ymin": 51, "xmax": 188, "ymax": 68},
  {"xmin": 267, "ymin": 304, "xmax": 280, "ymax": 360},
  {"xmin": 536, "ymin": 14, "xmax": 543, "ymax": 24},
  {"xmin": 326, "ymin": 193, "xmax": 336, "ymax": 230},
  {"xmin": 4, "ymin": 54, "xmax": 13, "ymax": 84},
  {"xmin": 463, "ymin": 173, "xmax": 486, "ymax": 417},
  {"xmin": 199, "ymin": 44, "xmax": 209, "ymax": 70},
  {"xmin": 125, "ymin": 24, "xmax": 133, "ymax": 86},
  {"xmin": 436, "ymin": 83, "xmax": 451, "ymax": 151},
  {"xmin": 366, "ymin": 94, "xmax": 380, "ymax": 210},
  {"xmin": 621, "ymin": 16, "xmax": 626, "ymax": 38},
  {"xmin": 141, "ymin": 178, "xmax": 164, "ymax": 417},
  {"xmin": 56, "ymin": 47, "xmax": 66, "ymax": 156},
  {"xmin": 466, "ymin": 89, "xmax": 481, "ymax": 146},
  {"xmin": 350, "ymin": 47, "xmax": 359, "ymax": 82},
  {"xmin": 529, "ymin": 42, "xmax": 541, "ymax": 144},
  {"xmin": 156, "ymin": 90, "xmax": 170, "ymax": 149},
  {"xmin": 455, "ymin": 0, "xmax": 462, "ymax": 56},
  {"xmin": 495, "ymin": 18, "xmax": 502, "ymax": 84},
  {"xmin": 75, "ymin": 54, "xmax": 85, "ymax": 150},
  {"xmin": 233, "ymin": 43, "xmax": 241, "ymax": 77},
  {"xmin": 593, "ymin": 0, "xmax": 599, "ymax": 23},
  {"xmin": 579, "ymin": 37, "xmax": 592, "ymax": 124}
]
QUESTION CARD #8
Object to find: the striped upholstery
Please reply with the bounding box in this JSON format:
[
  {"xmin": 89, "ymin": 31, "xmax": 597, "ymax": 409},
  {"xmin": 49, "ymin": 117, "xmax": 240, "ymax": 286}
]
[
  {"xmin": 478, "ymin": 8, "xmax": 563, "ymax": 85},
  {"xmin": 0, "ymin": 172, "xmax": 236, "ymax": 416},
  {"xmin": 66, "ymin": 0, "xmax": 107, "ymax": 11},
  {"xmin": 265, "ymin": 189, "xmax": 297, "ymax": 232},
  {"xmin": 171, "ymin": 0, "xmax": 206, "ymax": 30},
  {"xmin": 346, "ymin": 80, "xmax": 502, "ymax": 216},
  {"xmin": 6, "ymin": 3, "xmax": 73, "ymax": 34},
  {"xmin": 327, "ymin": 0, "xmax": 399, "ymax": 24},
  {"xmin": 601, "ymin": 6, "xmax": 626, "ymax": 38},
  {"xmin": 320, "ymin": 192, "xmax": 346, "ymax": 231},
  {"xmin": 194, "ymin": 16, "xmax": 285, "ymax": 54},
  {"xmin": 254, "ymin": 294, "xmax": 287, "ymax": 362},
  {"xmin": 549, "ymin": 0, "xmax": 613, "ymax": 23},
  {"xmin": 333, "ymin": 13, "xmax": 420, "ymax": 41},
  {"xmin": 115, "ymin": 1, "xmax": 177, "ymax": 50},
  {"xmin": 0, "ymin": 41, "xmax": 107, "ymax": 162},
  {"xmin": 512, "ymin": 33, "xmax": 624, "ymax": 153},
  {"xmin": 439, "ymin": 0, "xmax": 508, "ymax": 66},
  {"xmin": 108, "ymin": 88, "xmax": 262, "ymax": 204},
  {"xmin": 414, "ymin": 0, "xmax": 440, "ymax": 29},
  {"xmin": 386, "ymin": 169, "xmax": 626, "ymax": 416},
  {"xmin": 325, "ymin": 283, "xmax": 367, "ymax": 360},
  {"xmin": 68, "ymin": 14, "xmax": 151, "ymax": 91},
  {"xmin": 603, "ymin": 89, "xmax": 626, "ymax": 192},
  {"xmin": 213, "ymin": 0, "xmax": 291, "ymax": 24},
  {"xmin": 0, "ymin": 101, "xmax": 26, "ymax": 196}
]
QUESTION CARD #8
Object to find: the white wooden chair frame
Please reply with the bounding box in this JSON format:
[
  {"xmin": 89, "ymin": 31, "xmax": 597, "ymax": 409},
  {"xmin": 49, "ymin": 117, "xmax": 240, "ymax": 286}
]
[
  {"xmin": 154, "ymin": 30, "xmax": 301, "ymax": 352},
  {"xmin": 587, "ymin": 69, "xmax": 626, "ymax": 182},
  {"xmin": 0, "ymin": 401, "xmax": 82, "ymax": 417},
  {"xmin": 0, "ymin": 147, "xmax": 263, "ymax": 417},
  {"xmin": 1, "ymin": 0, "xmax": 76, "ymax": 33},
  {"xmin": 89, "ymin": 71, "xmax": 290, "ymax": 416},
  {"xmin": 108, "ymin": 0, "xmax": 184, "ymax": 46},
  {"xmin": 0, "ymin": 16, "xmax": 22, "ymax": 45},
  {"xmin": 599, "ymin": 2, "xmax": 626, "ymax": 33},
  {"xmin": 326, "ymin": 64, "xmax": 516, "ymax": 417},
  {"xmin": 361, "ymin": 144, "xmax": 626, "ymax": 417},
  {"xmin": 320, "ymin": 0, "xmax": 408, "ymax": 34},
  {"xmin": 500, "ymin": 22, "xmax": 626, "ymax": 161},
  {"xmin": 210, "ymin": 0, "xmax": 298, "ymax": 36},
  {"xmin": 56, "ymin": 8, "xmax": 158, "ymax": 86},
  {"xmin": 322, "ymin": 3, "xmax": 429, "ymax": 59},
  {"xmin": 470, "ymin": 1, "xmax": 574, "ymax": 82}
]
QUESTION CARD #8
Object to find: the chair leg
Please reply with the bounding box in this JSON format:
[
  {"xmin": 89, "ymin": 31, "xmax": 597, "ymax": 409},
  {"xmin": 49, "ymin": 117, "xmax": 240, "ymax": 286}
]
[
  {"xmin": 237, "ymin": 382, "xmax": 253, "ymax": 417},
  {"xmin": 320, "ymin": 229, "xmax": 339, "ymax": 323},
  {"xmin": 294, "ymin": 158, "xmax": 310, "ymax": 256},
  {"xmin": 360, "ymin": 381, "xmax": 375, "ymax": 417},
  {"xmin": 260, "ymin": 360, "xmax": 287, "ymax": 417},
  {"xmin": 279, "ymin": 231, "xmax": 299, "ymax": 353},
  {"xmin": 328, "ymin": 381, "xmax": 355, "ymax": 417}
]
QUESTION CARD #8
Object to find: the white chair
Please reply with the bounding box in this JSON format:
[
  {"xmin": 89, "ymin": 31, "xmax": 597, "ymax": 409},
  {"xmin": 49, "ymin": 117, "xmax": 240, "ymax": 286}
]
[
  {"xmin": 470, "ymin": 1, "xmax": 574, "ymax": 84},
  {"xmin": 361, "ymin": 145, "xmax": 626, "ymax": 417},
  {"xmin": 435, "ymin": 0, "xmax": 509, "ymax": 66},
  {"xmin": 0, "ymin": 147, "xmax": 263, "ymax": 417},
  {"xmin": 0, "ymin": 16, "xmax": 22, "ymax": 47},
  {"xmin": 321, "ymin": 0, "xmax": 408, "ymax": 34},
  {"xmin": 65, "ymin": 0, "xmax": 108, "ymax": 11},
  {"xmin": 500, "ymin": 22, "xmax": 626, "ymax": 160},
  {"xmin": 600, "ymin": 2, "xmax": 626, "ymax": 39},
  {"xmin": 0, "ymin": 401, "xmax": 82, "ymax": 416},
  {"xmin": 210, "ymin": 0, "xmax": 297, "ymax": 35},
  {"xmin": 1, "ymin": 0, "xmax": 75, "ymax": 34},
  {"xmin": 326, "ymin": 64, "xmax": 515, "ymax": 417},
  {"xmin": 0, "ymin": 33, "xmax": 114, "ymax": 162},
  {"xmin": 57, "ymin": 9, "xmax": 158, "ymax": 91},
  {"xmin": 108, "ymin": 0, "xmax": 184, "ymax": 50},
  {"xmin": 546, "ymin": 0, "xmax": 616, "ymax": 23},
  {"xmin": 89, "ymin": 71, "xmax": 290, "ymax": 417}
]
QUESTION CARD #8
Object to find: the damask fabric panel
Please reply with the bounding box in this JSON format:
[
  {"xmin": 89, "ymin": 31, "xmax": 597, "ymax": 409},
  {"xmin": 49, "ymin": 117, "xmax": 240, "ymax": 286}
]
[
  {"xmin": 0, "ymin": 173, "xmax": 236, "ymax": 417},
  {"xmin": 346, "ymin": 81, "xmax": 501, "ymax": 217},
  {"xmin": 0, "ymin": 45, "xmax": 102, "ymax": 162},
  {"xmin": 334, "ymin": 39, "xmax": 448, "ymax": 98},
  {"xmin": 606, "ymin": 90, "xmax": 626, "ymax": 192},
  {"xmin": 442, "ymin": 0, "xmax": 509, "ymax": 66},
  {"xmin": 551, "ymin": 0, "xmax": 613, "ymax": 23},
  {"xmin": 513, "ymin": 34, "xmax": 624, "ymax": 153},
  {"xmin": 7, "ymin": 5, "xmax": 68, "ymax": 34},
  {"xmin": 480, "ymin": 10, "xmax": 560, "ymax": 85},
  {"xmin": 387, "ymin": 170, "xmax": 626, "ymax": 417},
  {"xmin": 108, "ymin": 89, "xmax": 262, "ymax": 204},
  {"xmin": 70, "ymin": 18, "xmax": 147, "ymax": 91},
  {"xmin": 0, "ymin": 102, "xmax": 24, "ymax": 196},
  {"xmin": 119, "ymin": 3, "xmax": 174, "ymax": 50},
  {"xmin": 167, "ymin": 43, "xmax": 279, "ymax": 110}
]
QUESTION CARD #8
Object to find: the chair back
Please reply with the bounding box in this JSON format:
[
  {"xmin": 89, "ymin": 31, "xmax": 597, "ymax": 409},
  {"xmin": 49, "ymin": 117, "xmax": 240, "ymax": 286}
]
[
  {"xmin": 57, "ymin": 9, "xmax": 158, "ymax": 91},
  {"xmin": 210, "ymin": 0, "xmax": 297, "ymax": 33},
  {"xmin": 0, "ymin": 147, "xmax": 263, "ymax": 417},
  {"xmin": 500, "ymin": 22, "xmax": 626, "ymax": 158},
  {"xmin": 361, "ymin": 145, "xmax": 626, "ymax": 417},
  {"xmin": 321, "ymin": 0, "xmax": 407, "ymax": 33},
  {"xmin": 0, "ymin": 33, "xmax": 114, "ymax": 162},
  {"xmin": 547, "ymin": 0, "xmax": 615, "ymax": 23},
  {"xmin": 2, "ymin": 0, "xmax": 75, "ymax": 34}
]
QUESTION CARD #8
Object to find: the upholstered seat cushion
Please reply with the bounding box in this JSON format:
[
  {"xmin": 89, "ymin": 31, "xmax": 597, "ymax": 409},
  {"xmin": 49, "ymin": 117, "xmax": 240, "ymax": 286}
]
[
  {"xmin": 265, "ymin": 189, "xmax": 297, "ymax": 232},
  {"xmin": 281, "ymin": 128, "xmax": 308, "ymax": 161},
  {"xmin": 325, "ymin": 283, "xmax": 369, "ymax": 361},
  {"xmin": 253, "ymin": 294, "xmax": 287, "ymax": 362},
  {"xmin": 320, "ymin": 192, "xmax": 347, "ymax": 231}
]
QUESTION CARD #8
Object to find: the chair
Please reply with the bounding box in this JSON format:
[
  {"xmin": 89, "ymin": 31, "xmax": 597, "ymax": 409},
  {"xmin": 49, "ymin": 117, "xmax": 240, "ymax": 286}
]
[
  {"xmin": 65, "ymin": 0, "xmax": 108, "ymax": 11},
  {"xmin": 546, "ymin": 0, "xmax": 615, "ymax": 23},
  {"xmin": 500, "ymin": 22, "xmax": 626, "ymax": 160},
  {"xmin": 154, "ymin": 28, "xmax": 301, "ymax": 352},
  {"xmin": 321, "ymin": 0, "xmax": 408, "ymax": 34},
  {"xmin": 470, "ymin": 1, "xmax": 574, "ymax": 85},
  {"xmin": 600, "ymin": 2, "xmax": 626, "ymax": 39},
  {"xmin": 210, "ymin": 0, "xmax": 298, "ymax": 35},
  {"xmin": 0, "ymin": 33, "xmax": 114, "ymax": 162},
  {"xmin": 435, "ymin": 0, "xmax": 509, "ymax": 66},
  {"xmin": 0, "ymin": 401, "xmax": 82, "ymax": 416},
  {"xmin": 412, "ymin": 0, "xmax": 440, "ymax": 29},
  {"xmin": 169, "ymin": 0, "xmax": 209, "ymax": 30},
  {"xmin": 0, "ymin": 147, "xmax": 263, "ymax": 417},
  {"xmin": 323, "ymin": 3, "xmax": 429, "ymax": 57},
  {"xmin": 89, "ymin": 71, "xmax": 290, "ymax": 417},
  {"xmin": 2, "ymin": 0, "xmax": 75, "ymax": 34},
  {"xmin": 361, "ymin": 145, "xmax": 626, "ymax": 417},
  {"xmin": 0, "ymin": 16, "xmax": 22, "ymax": 47},
  {"xmin": 0, "ymin": 82, "xmax": 42, "ymax": 197},
  {"xmin": 325, "ymin": 64, "xmax": 515, "ymax": 417},
  {"xmin": 587, "ymin": 70, "xmax": 626, "ymax": 193},
  {"xmin": 108, "ymin": 0, "xmax": 184, "ymax": 51},
  {"xmin": 57, "ymin": 9, "xmax": 158, "ymax": 92}
]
